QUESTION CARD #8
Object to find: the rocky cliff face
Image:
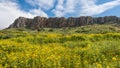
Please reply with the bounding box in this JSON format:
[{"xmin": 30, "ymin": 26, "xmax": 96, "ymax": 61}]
[{"xmin": 8, "ymin": 16, "xmax": 120, "ymax": 29}]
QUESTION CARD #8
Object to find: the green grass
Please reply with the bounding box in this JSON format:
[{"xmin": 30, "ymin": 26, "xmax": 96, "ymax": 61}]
[{"xmin": 0, "ymin": 24, "xmax": 120, "ymax": 68}]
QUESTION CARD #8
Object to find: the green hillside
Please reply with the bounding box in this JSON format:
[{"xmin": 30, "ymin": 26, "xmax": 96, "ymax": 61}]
[{"xmin": 0, "ymin": 24, "xmax": 120, "ymax": 68}]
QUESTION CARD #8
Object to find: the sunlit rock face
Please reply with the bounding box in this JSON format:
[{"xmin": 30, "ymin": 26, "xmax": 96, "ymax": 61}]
[{"xmin": 8, "ymin": 16, "xmax": 120, "ymax": 29}]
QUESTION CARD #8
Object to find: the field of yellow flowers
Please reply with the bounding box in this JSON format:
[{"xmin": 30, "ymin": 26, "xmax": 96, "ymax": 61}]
[{"xmin": 0, "ymin": 29, "xmax": 120, "ymax": 68}]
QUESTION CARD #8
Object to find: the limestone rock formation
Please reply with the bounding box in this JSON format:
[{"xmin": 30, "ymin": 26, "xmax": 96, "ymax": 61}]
[{"xmin": 8, "ymin": 16, "xmax": 120, "ymax": 29}]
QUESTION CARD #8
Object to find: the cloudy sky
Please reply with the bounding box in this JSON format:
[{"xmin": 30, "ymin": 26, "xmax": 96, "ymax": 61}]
[{"xmin": 0, "ymin": 0, "xmax": 120, "ymax": 29}]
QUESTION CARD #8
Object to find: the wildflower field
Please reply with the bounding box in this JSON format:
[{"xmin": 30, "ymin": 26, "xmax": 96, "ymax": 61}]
[{"xmin": 0, "ymin": 26, "xmax": 120, "ymax": 68}]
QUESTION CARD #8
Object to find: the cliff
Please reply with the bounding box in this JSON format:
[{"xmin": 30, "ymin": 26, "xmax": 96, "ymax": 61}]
[{"xmin": 8, "ymin": 16, "xmax": 120, "ymax": 29}]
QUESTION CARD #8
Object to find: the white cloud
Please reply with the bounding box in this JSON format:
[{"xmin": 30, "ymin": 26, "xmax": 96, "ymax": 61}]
[
  {"xmin": 53, "ymin": 0, "xmax": 79, "ymax": 17},
  {"xmin": 29, "ymin": 9, "xmax": 48, "ymax": 17},
  {"xmin": 25, "ymin": 0, "xmax": 55, "ymax": 10},
  {"xmin": 52, "ymin": 0, "xmax": 65, "ymax": 17},
  {"xmin": 0, "ymin": 0, "xmax": 48, "ymax": 29},
  {"xmin": 64, "ymin": 0, "xmax": 77, "ymax": 13},
  {"xmin": 53, "ymin": 0, "xmax": 120, "ymax": 16},
  {"xmin": 80, "ymin": 0, "xmax": 120, "ymax": 16}
]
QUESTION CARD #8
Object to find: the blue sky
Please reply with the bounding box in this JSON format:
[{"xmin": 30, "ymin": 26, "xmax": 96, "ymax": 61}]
[{"xmin": 0, "ymin": 0, "xmax": 120, "ymax": 29}]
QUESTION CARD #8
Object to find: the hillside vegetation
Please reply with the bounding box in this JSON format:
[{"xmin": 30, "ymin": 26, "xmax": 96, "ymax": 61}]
[{"xmin": 0, "ymin": 24, "xmax": 120, "ymax": 68}]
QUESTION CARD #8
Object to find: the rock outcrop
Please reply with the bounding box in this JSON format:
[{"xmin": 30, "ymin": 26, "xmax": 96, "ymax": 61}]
[{"xmin": 8, "ymin": 16, "xmax": 120, "ymax": 29}]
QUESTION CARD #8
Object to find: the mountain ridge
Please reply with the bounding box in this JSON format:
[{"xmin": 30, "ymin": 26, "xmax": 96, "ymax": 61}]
[{"xmin": 8, "ymin": 16, "xmax": 120, "ymax": 30}]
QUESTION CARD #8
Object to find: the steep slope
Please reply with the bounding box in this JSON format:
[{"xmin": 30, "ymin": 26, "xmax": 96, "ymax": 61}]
[{"xmin": 8, "ymin": 16, "xmax": 120, "ymax": 30}]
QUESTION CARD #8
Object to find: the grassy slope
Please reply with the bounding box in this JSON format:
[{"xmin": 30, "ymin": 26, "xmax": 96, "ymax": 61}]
[{"xmin": 0, "ymin": 24, "xmax": 120, "ymax": 68}]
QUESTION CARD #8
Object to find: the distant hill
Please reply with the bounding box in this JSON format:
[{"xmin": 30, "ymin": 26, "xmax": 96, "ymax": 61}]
[{"xmin": 8, "ymin": 16, "xmax": 120, "ymax": 30}]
